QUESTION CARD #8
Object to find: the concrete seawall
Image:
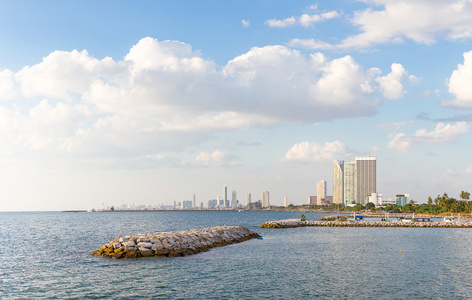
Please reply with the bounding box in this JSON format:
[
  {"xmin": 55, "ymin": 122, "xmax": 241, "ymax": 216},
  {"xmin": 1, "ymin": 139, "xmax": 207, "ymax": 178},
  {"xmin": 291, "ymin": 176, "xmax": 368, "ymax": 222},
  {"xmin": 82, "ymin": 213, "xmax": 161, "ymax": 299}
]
[
  {"xmin": 260, "ymin": 219, "xmax": 472, "ymax": 228},
  {"xmin": 92, "ymin": 226, "xmax": 261, "ymax": 259}
]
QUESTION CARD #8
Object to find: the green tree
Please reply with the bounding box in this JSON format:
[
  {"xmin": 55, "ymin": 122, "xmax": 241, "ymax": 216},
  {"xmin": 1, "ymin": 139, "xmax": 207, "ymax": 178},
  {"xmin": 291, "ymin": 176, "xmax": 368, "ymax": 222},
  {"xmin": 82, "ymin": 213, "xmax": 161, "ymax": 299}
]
[
  {"xmin": 365, "ymin": 202, "xmax": 375, "ymax": 211},
  {"xmin": 460, "ymin": 191, "xmax": 470, "ymax": 201},
  {"xmin": 353, "ymin": 203, "xmax": 364, "ymax": 211},
  {"xmin": 427, "ymin": 196, "xmax": 433, "ymax": 206}
]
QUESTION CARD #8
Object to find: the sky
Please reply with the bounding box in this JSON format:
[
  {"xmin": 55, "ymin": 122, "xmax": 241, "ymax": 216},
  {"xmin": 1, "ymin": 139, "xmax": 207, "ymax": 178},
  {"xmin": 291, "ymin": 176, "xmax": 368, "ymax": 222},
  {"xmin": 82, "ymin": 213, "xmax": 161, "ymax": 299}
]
[{"xmin": 1, "ymin": 0, "xmax": 472, "ymax": 211}]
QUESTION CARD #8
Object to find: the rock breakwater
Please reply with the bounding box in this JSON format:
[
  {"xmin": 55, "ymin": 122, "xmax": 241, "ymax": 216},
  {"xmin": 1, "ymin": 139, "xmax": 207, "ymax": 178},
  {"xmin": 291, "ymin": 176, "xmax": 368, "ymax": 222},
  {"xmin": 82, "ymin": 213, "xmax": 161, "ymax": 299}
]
[
  {"xmin": 260, "ymin": 219, "xmax": 472, "ymax": 228},
  {"xmin": 92, "ymin": 226, "xmax": 261, "ymax": 259}
]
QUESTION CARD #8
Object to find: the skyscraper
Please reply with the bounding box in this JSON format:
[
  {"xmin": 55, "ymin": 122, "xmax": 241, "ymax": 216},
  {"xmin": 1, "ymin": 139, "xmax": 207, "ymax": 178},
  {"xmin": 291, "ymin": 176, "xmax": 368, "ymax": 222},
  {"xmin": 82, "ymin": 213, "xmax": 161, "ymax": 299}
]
[
  {"xmin": 317, "ymin": 180, "xmax": 327, "ymax": 206},
  {"xmin": 223, "ymin": 185, "xmax": 228, "ymax": 207},
  {"xmin": 343, "ymin": 161, "xmax": 356, "ymax": 206},
  {"xmin": 246, "ymin": 192, "xmax": 251, "ymax": 207},
  {"xmin": 333, "ymin": 160, "xmax": 344, "ymax": 204},
  {"xmin": 356, "ymin": 156, "xmax": 376, "ymax": 204},
  {"xmin": 262, "ymin": 191, "xmax": 270, "ymax": 208},
  {"xmin": 284, "ymin": 196, "xmax": 289, "ymax": 207}
]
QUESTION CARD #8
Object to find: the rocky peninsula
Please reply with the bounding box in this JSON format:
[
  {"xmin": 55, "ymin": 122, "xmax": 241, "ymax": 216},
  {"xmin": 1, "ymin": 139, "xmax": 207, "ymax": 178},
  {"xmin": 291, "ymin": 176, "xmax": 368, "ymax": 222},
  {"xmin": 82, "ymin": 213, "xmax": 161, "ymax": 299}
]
[
  {"xmin": 260, "ymin": 219, "xmax": 472, "ymax": 228},
  {"xmin": 92, "ymin": 226, "xmax": 261, "ymax": 259}
]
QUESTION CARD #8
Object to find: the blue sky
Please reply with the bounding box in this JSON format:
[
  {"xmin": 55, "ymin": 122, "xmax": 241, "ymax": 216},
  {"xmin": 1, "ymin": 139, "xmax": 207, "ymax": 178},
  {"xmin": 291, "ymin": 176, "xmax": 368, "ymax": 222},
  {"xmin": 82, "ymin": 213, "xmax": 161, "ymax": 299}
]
[{"xmin": 1, "ymin": 0, "xmax": 472, "ymax": 211}]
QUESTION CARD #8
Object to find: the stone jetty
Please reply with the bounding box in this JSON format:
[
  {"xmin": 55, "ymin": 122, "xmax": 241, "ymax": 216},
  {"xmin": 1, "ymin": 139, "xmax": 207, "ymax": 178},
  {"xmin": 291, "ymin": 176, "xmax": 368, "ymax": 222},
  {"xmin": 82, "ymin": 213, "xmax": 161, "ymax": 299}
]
[
  {"xmin": 92, "ymin": 226, "xmax": 261, "ymax": 259},
  {"xmin": 260, "ymin": 219, "xmax": 472, "ymax": 228}
]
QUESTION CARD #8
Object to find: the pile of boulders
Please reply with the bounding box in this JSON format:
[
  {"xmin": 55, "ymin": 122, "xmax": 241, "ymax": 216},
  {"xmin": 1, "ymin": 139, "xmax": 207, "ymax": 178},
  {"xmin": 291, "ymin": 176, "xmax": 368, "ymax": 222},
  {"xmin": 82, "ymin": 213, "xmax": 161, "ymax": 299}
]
[
  {"xmin": 92, "ymin": 226, "xmax": 261, "ymax": 259},
  {"xmin": 259, "ymin": 219, "xmax": 472, "ymax": 228}
]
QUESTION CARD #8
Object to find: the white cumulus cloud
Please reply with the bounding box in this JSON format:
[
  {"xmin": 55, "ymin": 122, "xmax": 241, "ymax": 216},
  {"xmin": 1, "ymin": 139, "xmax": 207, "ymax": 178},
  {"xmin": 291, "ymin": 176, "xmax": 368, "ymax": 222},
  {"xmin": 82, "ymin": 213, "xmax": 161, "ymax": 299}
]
[
  {"xmin": 466, "ymin": 166, "xmax": 472, "ymax": 175},
  {"xmin": 265, "ymin": 17, "xmax": 296, "ymax": 28},
  {"xmin": 265, "ymin": 10, "xmax": 340, "ymax": 29},
  {"xmin": 443, "ymin": 51, "xmax": 472, "ymax": 108},
  {"xmin": 388, "ymin": 122, "xmax": 470, "ymax": 152},
  {"xmin": 281, "ymin": 141, "xmax": 349, "ymax": 163},
  {"xmin": 186, "ymin": 150, "xmax": 240, "ymax": 167},
  {"xmin": 376, "ymin": 63, "xmax": 408, "ymax": 100}
]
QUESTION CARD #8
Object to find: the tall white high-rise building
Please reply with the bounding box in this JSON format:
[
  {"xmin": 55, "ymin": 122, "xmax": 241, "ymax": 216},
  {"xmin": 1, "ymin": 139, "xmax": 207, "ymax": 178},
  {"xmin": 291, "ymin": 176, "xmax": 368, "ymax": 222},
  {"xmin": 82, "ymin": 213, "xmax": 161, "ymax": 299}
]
[
  {"xmin": 333, "ymin": 160, "xmax": 344, "ymax": 205},
  {"xmin": 262, "ymin": 191, "xmax": 270, "ymax": 208},
  {"xmin": 193, "ymin": 194, "xmax": 196, "ymax": 208},
  {"xmin": 246, "ymin": 193, "xmax": 251, "ymax": 207},
  {"xmin": 356, "ymin": 156, "xmax": 376, "ymax": 204},
  {"xmin": 317, "ymin": 180, "xmax": 327, "ymax": 206},
  {"xmin": 284, "ymin": 196, "xmax": 289, "ymax": 208}
]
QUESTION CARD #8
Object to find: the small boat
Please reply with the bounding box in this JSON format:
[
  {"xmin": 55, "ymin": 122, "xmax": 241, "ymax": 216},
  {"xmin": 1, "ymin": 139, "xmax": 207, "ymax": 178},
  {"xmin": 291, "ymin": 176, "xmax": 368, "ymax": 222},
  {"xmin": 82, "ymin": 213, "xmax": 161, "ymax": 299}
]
[{"xmin": 443, "ymin": 216, "xmax": 455, "ymax": 222}]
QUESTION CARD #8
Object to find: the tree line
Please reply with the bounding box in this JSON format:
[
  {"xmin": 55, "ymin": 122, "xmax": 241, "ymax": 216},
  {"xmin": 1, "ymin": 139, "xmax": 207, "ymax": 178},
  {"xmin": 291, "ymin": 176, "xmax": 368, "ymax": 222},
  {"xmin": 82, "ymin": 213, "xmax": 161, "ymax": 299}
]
[{"xmin": 288, "ymin": 191, "xmax": 472, "ymax": 214}]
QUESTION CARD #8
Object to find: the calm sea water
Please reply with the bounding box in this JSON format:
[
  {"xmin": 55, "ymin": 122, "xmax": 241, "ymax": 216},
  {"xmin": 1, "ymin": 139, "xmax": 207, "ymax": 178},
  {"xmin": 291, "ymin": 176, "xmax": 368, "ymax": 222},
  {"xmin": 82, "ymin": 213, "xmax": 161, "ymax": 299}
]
[{"xmin": 1, "ymin": 211, "xmax": 472, "ymax": 299}]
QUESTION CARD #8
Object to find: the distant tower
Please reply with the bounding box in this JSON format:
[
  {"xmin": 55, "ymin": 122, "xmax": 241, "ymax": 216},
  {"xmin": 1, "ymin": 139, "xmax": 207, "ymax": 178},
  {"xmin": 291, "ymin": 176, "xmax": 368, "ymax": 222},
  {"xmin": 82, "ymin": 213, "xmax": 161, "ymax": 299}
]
[
  {"xmin": 262, "ymin": 191, "xmax": 270, "ymax": 208},
  {"xmin": 231, "ymin": 190, "xmax": 237, "ymax": 208},
  {"xmin": 224, "ymin": 185, "xmax": 228, "ymax": 207},
  {"xmin": 193, "ymin": 194, "xmax": 196, "ymax": 208},
  {"xmin": 284, "ymin": 196, "xmax": 289, "ymax": 208},
  {"xmin": 246, "ymin": 193, "xmax": 251, "ymax": 207},
  {"xmin": 217, "ymin": 195, "xmax": 221, "ymax": 207},
  {"xmin": 317, "ymin": 180, "xmax": 327, "ymax": 206}
]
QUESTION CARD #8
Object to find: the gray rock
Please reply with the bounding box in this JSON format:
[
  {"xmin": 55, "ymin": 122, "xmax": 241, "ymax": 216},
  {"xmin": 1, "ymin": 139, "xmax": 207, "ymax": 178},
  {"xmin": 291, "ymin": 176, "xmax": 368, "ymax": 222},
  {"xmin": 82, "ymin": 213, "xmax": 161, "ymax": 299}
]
[
  {"xmin": 151, "ymin": 240, "xmax": 164, "ymax": 250},
  {"xmin": 137, "ymin": 242, "xmax": 153, "ymax": 248}
]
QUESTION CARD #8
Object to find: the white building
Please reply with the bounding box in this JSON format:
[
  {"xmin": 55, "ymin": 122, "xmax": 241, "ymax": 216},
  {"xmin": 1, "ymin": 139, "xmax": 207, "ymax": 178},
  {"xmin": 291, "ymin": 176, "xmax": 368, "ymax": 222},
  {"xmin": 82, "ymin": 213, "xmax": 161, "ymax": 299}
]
[
  {"xmin": 317, "ymin": 180, "xmax": 327, "ymax": 206},
  {"xmin": 368, "ymin": 193, "xmax": 383, "ymax": 206},
  {"xmin": 284, "ymin": 196, "xmax": 289, "ymax": 207},
  {"xmin": 246, "ymin": 193, "xmax": 251, "ymax": 207},
  {"xmin": 262, "ymin": 191, "xmax": 270, "ymax": 208}
]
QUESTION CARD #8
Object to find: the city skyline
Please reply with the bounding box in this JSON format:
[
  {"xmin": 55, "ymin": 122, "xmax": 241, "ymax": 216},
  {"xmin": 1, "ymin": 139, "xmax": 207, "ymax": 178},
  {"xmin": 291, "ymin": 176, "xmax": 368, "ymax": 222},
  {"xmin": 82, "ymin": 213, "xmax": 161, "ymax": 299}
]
[{"xmin": 1, "ymin": 1, "xmax": 472, "ymax": 211}]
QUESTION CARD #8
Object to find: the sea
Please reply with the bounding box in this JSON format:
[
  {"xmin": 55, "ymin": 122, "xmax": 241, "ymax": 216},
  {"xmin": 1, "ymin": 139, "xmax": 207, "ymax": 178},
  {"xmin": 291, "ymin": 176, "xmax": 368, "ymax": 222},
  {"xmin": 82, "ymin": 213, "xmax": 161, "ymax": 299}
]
[{"xmin": 1, "ymin": 210, "xmax": 472, "ymax": 299}]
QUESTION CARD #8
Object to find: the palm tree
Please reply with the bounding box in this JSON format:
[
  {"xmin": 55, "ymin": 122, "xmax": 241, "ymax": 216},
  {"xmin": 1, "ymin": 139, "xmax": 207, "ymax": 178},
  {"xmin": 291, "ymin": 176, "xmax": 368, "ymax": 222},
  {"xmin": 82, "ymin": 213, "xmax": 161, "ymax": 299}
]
[
  {"xmin": 460, "ymin": 191, "xmax": 470, "ymax": 201},
  {"xmin": 427, "ymin": 196, "xmax": 433, "ymax": 206}
]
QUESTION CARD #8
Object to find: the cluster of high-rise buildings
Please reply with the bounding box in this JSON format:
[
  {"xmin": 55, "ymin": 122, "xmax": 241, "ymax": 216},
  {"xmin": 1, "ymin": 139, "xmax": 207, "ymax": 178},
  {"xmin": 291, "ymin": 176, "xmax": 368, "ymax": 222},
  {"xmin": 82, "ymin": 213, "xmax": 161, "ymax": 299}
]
[
  {"xmin": 205, "ymin": 186, "xmax": 271, "ymax": 210},
  {"xmin": 333, "ymin": 156, "xmax": 377, "ymax": 205}
]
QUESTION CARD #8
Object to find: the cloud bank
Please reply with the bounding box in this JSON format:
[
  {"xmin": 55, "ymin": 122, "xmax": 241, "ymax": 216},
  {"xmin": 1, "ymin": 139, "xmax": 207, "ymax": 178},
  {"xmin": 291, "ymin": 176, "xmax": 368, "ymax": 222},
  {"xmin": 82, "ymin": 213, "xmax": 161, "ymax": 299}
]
[{"xmin": 0, "ymin": 37, "xmax": 410, "ymax": 164}]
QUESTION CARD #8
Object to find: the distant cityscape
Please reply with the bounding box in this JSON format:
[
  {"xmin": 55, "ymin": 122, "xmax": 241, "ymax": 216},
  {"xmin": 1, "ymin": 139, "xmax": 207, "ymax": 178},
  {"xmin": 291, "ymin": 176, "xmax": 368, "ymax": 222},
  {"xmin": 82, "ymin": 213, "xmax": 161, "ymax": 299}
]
[{"xmin": 92, "ymin": 156, "xmax": 411, "ymax": 211}]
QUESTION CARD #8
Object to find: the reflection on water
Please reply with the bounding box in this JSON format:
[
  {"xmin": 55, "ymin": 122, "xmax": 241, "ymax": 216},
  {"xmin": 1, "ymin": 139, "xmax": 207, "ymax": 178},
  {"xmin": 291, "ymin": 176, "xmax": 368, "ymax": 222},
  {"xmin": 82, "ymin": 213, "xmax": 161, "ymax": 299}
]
[{"xmin": 1, "ymin": 211, "xmax": 471, "ymax": 299}]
